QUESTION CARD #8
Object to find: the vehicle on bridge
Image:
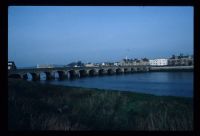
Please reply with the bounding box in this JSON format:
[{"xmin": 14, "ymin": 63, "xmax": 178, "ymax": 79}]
[{"xmin": 8, "ymin": 61, "xmax": 17, "ymax": 70}]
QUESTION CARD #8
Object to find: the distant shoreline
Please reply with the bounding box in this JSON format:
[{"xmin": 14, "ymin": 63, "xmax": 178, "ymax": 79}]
[{"xmin": 150, "ymin": 65, "xmax": 193, "ymax": 72}]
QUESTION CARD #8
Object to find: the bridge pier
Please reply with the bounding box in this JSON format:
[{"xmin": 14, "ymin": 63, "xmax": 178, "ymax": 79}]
[
  {"xmin": 75, "ymin": 70, "xmax": 80, "ymax": 78},
  {"xmin": 145, "ymin": 67, "xmax": 150, "ymax": 72},
  {"xmin": 126, "ymin": 69, "xmax": 132, "ymax": 73},
  {"xmin": 67, "ymin": 70, "xmax": 77, "ymax": 79},
  {"xmin": 99, "ymin": 69, "xmax": 106, "ymax": 76},
  {"xmin": 79, "ymin": 70, "xmax": 88, "ymax": 78},
  {"xmin": 107, "ymin": 69, "xmax": 115, "ymax": 75},
  {"xmin": 66, "ymin": 71, "xmax": 70, "ymax": 79},
  {"xmin": 31, "ymin": 73, "xmax": 39, "ymax": 81},
  {"xmin": 45, "ymin": 72, "xmax": 52, "ymax": 80},
  {"xmin": 57, "ymin": 71, "xmax": 65, "ymax": 80},
  {"xmin": 116, "ymin": 68, "xmax": 123, "ymax": 74},
  {"xmin": 51, "ymin": 71, "xmax": 55, "ymax": 80},
  {"xmin": 23, "ymin": 74, "xmax": 28, "ymax": 80},
  {"xmin": 89, "ymin": 69, "xmax": 98, "ymax": 76}
]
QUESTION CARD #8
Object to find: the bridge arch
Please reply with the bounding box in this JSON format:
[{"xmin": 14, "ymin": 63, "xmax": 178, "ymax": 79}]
[
  {"xmin": 116, "ymin": 68, "xmax": 123, "ymax": 74},
  {"xmin": 21, "ymin": 72, "xmax": 38, "ymax": 81},
  {"xmin": 131, "ymin": 67, "xmax": 138, "ymax": 72},
  {"xmin": 57, "ymin": 71, "xmax": 65, "ymax": 80},
  {"xmin": 89, "ymin": 69, "xmax": 97, "ymax": 76},
  {"xmin": 137, "ymin": 67, "xmax": 141, "ymax": 72},
  {"xmin": 79, "ymin": 69, "xmax": 88, "ymax": 78},
  {"xmin": 141, "ymin": 67, "xmax": 147, "ymax": 72},
  {"xmin": 30, "ymin": 72, "xmax": 39, "ymax": 81},
  {"xmin": 146, "ymin": 67, "xmax": 150, "ymax": 71},
  {"xmin": 98, "ymin": 69, "xmax": 105, "ymax": 76},
  {"xmin": 22, "ymin": 72, "xmax": 38, "ymax": 81},
  {"xmin": 39, "ymin": 71, "xmax": 51, "ymax": 80},
  {"xmin": 39, "ymin": 72, "xmax": 45, "ymax": 80},
  {"xmin": 45, "ymin": 72, "xmax": 52, "ymax": 80},
  {"xmin": 131, "ymin": 68, "xmax": 134, "ymax": 72},
  {"xmin": 67, "ymin": 70, "xmax": 76, "ymax": 79},
  {"xmin": 51, "ymin": 71, "xmax": 59, "ymax": 80},
  {"xmin": 107, "ymin": 68, "xmax": 115, "ymax": 75},
  {"xmin": 123, "ymin": 68, "xmax": 130, "ymax": 73},
  {"xmin": 23, "ymin": 73, "xmax": 28, "ymax": 80}
]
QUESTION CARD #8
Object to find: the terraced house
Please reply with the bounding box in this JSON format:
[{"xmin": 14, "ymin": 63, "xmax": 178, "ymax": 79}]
[
  {"xmin": 119, "ymin": 58, "xmax": 150, "ymax": 66},
  {"xmin": 168, "ymin": 54, "xmax": 193, "ymax": 66}
]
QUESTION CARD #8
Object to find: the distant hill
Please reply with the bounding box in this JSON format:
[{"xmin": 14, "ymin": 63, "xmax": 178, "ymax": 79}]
[
  {"xmin": 67, "ymin": 61, "xmax": 84, "ymax": 67},
  {"xmin": 53, "ymin": 64, "xmax": 66, "ymax": 68}
]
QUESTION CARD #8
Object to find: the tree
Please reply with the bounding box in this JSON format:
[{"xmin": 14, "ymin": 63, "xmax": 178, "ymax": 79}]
[
  {"xmin": 171, "ymin": 55, "xmax": 175, "ymax": 59},
  {"xmin": 67, "ymin": 62, "xmax": 77, "ymax": 67},
  {"xmin": 77, "ymin": 61, "xmax": 83, "ymax": 66},
  {"xmin": 136, "ymin": 60, "xmax": 140, "ymax": 63},
  {"xmin": 178, "ymin": 53, "xmax": 184, "ymax": 59},
  {"xmin": 123, "ymin": 59, "xmax": 127, "ymax": 62},
  {"xmin": 142, "ymin": 58, "xmax": 149, "ymax": 62}
]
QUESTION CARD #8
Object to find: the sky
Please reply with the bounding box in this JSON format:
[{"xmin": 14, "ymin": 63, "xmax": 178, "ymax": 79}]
[{"xmin": 8, "ymin": 6, "xmax": 193, "ymax": 67}]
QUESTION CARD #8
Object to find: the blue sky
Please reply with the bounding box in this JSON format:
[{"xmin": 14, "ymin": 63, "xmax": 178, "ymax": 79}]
[{"xmin": 8, "ymin": 6, "xmax": 193, "ymax": 67}]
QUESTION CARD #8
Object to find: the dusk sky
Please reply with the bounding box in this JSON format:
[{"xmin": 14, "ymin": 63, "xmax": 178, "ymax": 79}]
[{"xmin": 8, "ymin": 6, "xmax": 193, "ymax": 67}]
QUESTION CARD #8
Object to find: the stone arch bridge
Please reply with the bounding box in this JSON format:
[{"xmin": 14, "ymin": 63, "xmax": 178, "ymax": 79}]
[{"xmin": 8, "ymin": 66, "xmax": 150, "ymax": 81}]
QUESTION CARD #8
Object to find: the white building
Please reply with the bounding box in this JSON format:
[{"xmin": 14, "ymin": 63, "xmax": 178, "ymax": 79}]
[
  {"xmin": 85, "ymin": 63, "xmax": 94, "ymax": 67},
  {"xmin": 101, "ymin": 62, "xmax": 105, "ymax": 66},
  {"xmin": 149, "ymin": 59, "xmax": 168, "ymax": 66},
  {"xmin": 114, "ymin": 62, "xmax": 119, "ymax": 66}
]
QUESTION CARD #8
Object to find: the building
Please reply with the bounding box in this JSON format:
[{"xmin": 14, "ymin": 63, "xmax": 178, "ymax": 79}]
[
  {"xmin": 114, "ymin": 62, "xmax": 120, "ymax": 66},
  {"xmin": 101, "ymin": 62, "xmax": 105, "ymax": 66},
  {"xmin": 85, "ymin": 63, "xmax": 94, "ymax": 67},
  {"xmin": 100, "ymin": 62, "xmax": 113, "ymax": 66},
  {"xmin": 119, "ymin": 58, "xmax": 150, "ymax": 66},
  {"xmin": 140, "ymin": 58, "xmax": 150, "ymax": 66},
  {"xmin": 36, "ymin": 64, "xmax": 54, "ymax": 68},
  {"xmin": 119, "ymin": 59, "xmax": 136, "ymax": 66},
  {"xmin": 93, "ymin": 63, "xmax": 100, "ymax": 67},
  {"xmin": 149, "ymin": 59, "xmax": 168, "ymax": 66},
  {"xmin": 168, "ymin": 55, "xmax": 193, "ymax": 66},
  {"xmin": 8, "ymin": 61, "xmax": 17, "ymax": 70}
]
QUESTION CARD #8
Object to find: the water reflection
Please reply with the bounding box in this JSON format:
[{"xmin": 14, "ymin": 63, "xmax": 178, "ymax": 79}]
[
  {"xmin": 40, "ymin": 72, "xmax": 193, "ymax": 97},
  {"xmin": 27, "ymin": 73, "xmax": 32, "ymax": 81},
  {"xmin": 40, "ymin": 72, "xmax": 46, "ymax": 81}
]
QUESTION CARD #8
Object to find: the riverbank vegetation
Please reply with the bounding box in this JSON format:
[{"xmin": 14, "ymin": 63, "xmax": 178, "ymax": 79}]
[{"xmin": 8, "ymin": 78, "xmax": 193, "ymax": 130}]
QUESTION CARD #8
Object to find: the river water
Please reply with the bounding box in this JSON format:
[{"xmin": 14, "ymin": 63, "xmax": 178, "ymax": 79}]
[{"xmin": 38, "ymin": 72, "xmax": 193, "ymax": 97}]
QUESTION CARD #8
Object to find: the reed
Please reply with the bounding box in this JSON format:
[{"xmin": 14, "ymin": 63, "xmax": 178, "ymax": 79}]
[{"xmin": 8, "ymin": 78, "xmax": 193, "ymax": 130}]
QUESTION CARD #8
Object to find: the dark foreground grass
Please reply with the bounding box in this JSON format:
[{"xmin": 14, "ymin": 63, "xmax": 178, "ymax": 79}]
[{"xmin": 8, "ymin": 78, "xmax": 193, "ymax": 130}]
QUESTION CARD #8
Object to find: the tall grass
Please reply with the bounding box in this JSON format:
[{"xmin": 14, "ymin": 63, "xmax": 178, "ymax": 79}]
[{"xmin": 8, "ymin": 78, "xmax": 193, "ymax": 130}]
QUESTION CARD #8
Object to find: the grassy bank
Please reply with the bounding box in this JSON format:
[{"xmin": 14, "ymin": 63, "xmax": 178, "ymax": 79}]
[{"xmin": 8, "ymin": 78, "xmax": 193, "ymax": 130}]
